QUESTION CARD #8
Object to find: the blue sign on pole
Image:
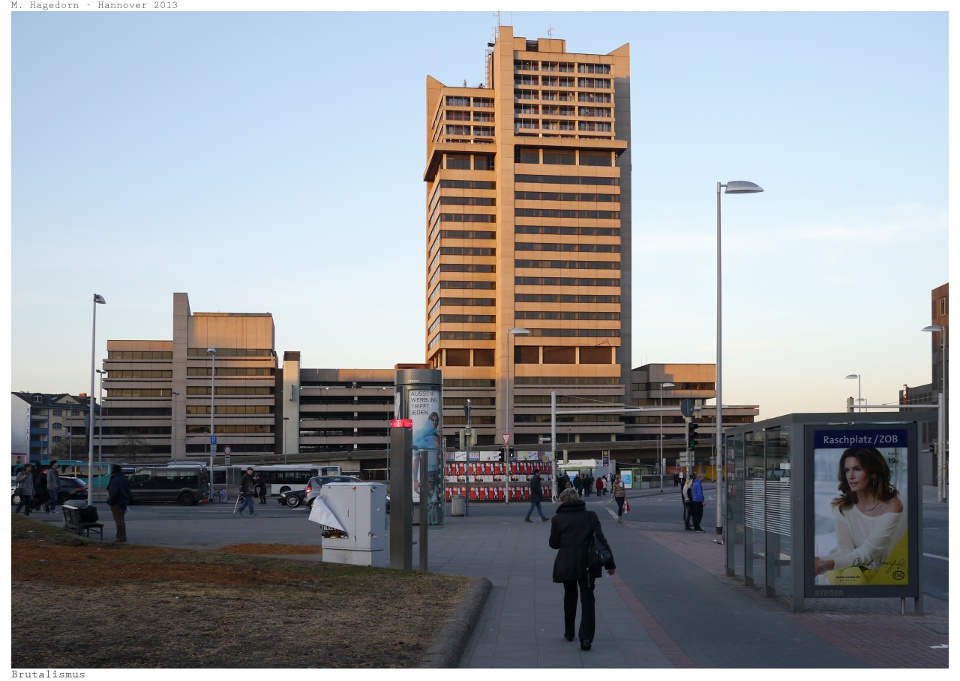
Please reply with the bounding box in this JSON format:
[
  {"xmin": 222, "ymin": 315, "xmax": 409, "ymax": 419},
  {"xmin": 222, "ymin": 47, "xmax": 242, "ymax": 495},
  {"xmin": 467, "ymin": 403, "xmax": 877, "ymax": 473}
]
[{"xmin": 210, "ymin": 435, "xmax": 217, "ymax": 445}]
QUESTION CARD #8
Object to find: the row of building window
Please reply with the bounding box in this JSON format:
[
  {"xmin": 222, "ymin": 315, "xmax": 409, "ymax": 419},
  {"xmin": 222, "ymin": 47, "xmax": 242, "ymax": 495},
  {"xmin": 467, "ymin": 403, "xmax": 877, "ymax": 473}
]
[
  {"xmin": 515, "ymin": 294, "xmax": 620, "ymax": 304},
  {"xmin": 514, "ymin": 346, "xmax": 615, "ymax": 365},
  {"xmin": 107, "ymin": 370, "xmax": 172, "ymax": 379},
  {"xmin": 515, "ymin": 61, "xmax": 611, "ymax": 75},
  {"xmin": 516, "ymin": 91, "xmax": 612, "ymax": 103},
  {"xmin": 429, "ymin": 247, "xmax": 495, "ymax": 272},
  {"xmin": 516, "ymin": 277, "xmax": 620, "ymax": 287},
  {"xmin": 516, "ymin": 226, "xmax": 620, "ymax": 237},
  {"xmin": 517, "ymin": 121, "xmax": 612, "ymax": 133},
  {"xmin": 516, "ymin": 105, "xmax": 611, "ymax": 118},
  {"xmin": 428, "ymin": 264, "xmax": 496, "ymax": 289},
  {"xmin": 445, "ymin": 125, "xmax": 495, "ymax": 137},
  {"xmin": 515, "ymin": 191, "xmax": 619, "ymax": 203},
  {"xmin": 108, "ymin": 351, "xmax": 173, "ymax": 360},
  {"xmin": 446, "ymin": 110, "xmax": 495, "ymax": 122},
  {"xmin": 515, "ymin": 260, "xmax": 620, "ymax": 271},
  {"xmin": 445, "ymin": 96, "xmax": 494, "ymax": 108},
  {"xmin": 185, "ymin": 387, "xmax": 275, "ymax": 396},
  {"xmin": 515, "ymin": 209, "xmax": 620, "ymax": 220},
  {"xmin": 515, "ymin": 149, "xmax": 613, "ymax": 166},
  {"xmin": 187, "ymin": 348, "xmax": 274, "ymax": 357},
  {"xmin": 186, "ymin": 425, "xmax": 273, "ymax": 434},
  {"xmin": 187, "ymin": 367, "xmax": 275, "ymax": 377},
  {"xmin": 517, "ymin": 311, "xmax": 620, "ymax": 320},
  {"xmin": 516, "ymin": 174, "xmax": 619, "ymax": 186},
  {"xmin": 429, "ymin": 297, "xmax": 495, "ymax": 318},
  {"xmin": 185, "ymin": 405, "xmax": 274, "ymax": 415},
  {"xmin": 516, "ymin": 243, "xmax": 619, "ymax": 253},
  {"xmin": 514, "ymin": 77, "xmax": 611, "ymax": 89},
  {"xmin": 441, "ymin": 196, "xmax": 496, "ymax": 206},
  {"xmin": 445, "ymin": 154, "xmax": 494, "ymax": 170}
]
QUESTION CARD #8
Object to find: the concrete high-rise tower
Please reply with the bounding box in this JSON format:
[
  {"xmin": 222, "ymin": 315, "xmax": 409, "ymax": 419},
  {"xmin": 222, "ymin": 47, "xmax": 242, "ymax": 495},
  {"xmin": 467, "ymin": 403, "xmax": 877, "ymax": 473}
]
[{"xmin": 424, "ymin": 27, "xmax": 631, "ymax": 450}]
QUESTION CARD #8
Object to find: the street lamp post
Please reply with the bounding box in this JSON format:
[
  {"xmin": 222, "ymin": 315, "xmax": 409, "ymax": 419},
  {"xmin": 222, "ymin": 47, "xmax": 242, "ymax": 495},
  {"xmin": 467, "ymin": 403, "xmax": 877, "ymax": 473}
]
[
  {"xmin": 171, "ymin": 391, "xmax": 179, "ymax": 462},
  {"xmin": 88, "ymin": 294, "xmax": 106, "ymax": 504},
  {"xmin": 659, "ymin": 382, "xmax": 675, "ymax": 491},
  {"xmin": 923, "ymin": 325, "xmax": 947, "ymax": 503},
  {"xmin": 208, "ymin": 348, "xmax": 216, "ymax": 498},
  {"xmin": 845, "ymin": 374, "xmax": 862, "ymax": 412},
  {"xmin": 716, "ymin": 181, "xmax": 763, "ymax": 540},
  {"xmin": 97, "ymin": 370, "xmax": 107, "ymax": 476},
  {"xmin": 505, "ymin": 327, "xmax": 531, "ymax": 504}
]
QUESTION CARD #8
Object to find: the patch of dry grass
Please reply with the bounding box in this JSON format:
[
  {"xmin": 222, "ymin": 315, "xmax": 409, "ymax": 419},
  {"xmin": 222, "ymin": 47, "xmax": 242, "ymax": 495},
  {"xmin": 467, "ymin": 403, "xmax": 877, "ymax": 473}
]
[{"xmin": 9, "ymin": 514, "xmax": 475, "ymax": 668}]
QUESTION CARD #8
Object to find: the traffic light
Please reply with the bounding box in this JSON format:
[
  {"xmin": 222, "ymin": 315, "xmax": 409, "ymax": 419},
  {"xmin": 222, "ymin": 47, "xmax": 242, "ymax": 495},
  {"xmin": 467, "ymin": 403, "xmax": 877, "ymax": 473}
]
[{"xmin": 686, "ymin": 421, "xmax": 700, "ymax": 449}]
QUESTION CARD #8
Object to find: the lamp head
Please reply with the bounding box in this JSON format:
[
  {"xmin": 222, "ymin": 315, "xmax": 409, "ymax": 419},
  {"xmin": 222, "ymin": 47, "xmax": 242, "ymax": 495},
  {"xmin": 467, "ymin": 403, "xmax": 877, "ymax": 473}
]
[
  {"xmin": 844, "ymin": 374, "xmax": 859, "ymax": 380},
  {"xmin": 207, "ymin": 347, "xmax": 216, "ymax": 355},
  {"xmin": 922, "ymin": 325, "xmax": 944, "ymax": 333},
  {"xmin": 93, "ymin": 294, "xmax": 106, "ymax": 304},
  {"xmin": 723, "ymin": 180, "xmax": 764, "ymax": 194},
  {"xmin": 510, "ymin": 327, "xmax": 531, "ymax": 335}
]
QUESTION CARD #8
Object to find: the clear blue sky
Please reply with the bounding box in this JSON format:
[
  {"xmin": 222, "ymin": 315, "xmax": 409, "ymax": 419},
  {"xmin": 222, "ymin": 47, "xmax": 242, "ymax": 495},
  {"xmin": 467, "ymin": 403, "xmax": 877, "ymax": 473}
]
[{"xmin": 4, "ymin": 6, "xmax": 952, "ymax": 422}]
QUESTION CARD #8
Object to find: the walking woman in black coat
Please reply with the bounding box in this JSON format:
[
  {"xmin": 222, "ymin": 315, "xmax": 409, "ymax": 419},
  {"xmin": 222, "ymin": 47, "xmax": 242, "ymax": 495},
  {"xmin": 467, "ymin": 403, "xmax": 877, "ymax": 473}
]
[{"xmin": 549, "ymin": 487, "xmax": 616, "ymax": 651}]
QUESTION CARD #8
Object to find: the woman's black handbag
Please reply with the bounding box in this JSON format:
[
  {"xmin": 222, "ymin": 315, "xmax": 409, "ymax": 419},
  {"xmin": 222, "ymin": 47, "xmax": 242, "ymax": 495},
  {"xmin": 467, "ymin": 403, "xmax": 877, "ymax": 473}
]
[{"xmin": 588, "ymin": 531, "xmax": 612, "ymax": 570}]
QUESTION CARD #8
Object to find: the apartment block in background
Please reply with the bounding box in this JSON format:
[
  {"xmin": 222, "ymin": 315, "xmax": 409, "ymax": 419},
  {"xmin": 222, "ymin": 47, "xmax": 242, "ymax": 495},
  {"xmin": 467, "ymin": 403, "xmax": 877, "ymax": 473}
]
[{"xmin": 100, "ymin": 292, "xmax": 277, "ymax": 465}]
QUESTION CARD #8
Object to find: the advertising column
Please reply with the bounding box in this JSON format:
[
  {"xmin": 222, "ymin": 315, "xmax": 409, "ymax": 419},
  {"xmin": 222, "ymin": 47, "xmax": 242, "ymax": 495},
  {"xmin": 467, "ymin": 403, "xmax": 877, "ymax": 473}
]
[
  {"xmin": 804, "ymin": 424, "xmax": 919, "ymax": 600},
  {"xmin": 395, "ymin": 369, "xmax": 444, "ymax": 527}
]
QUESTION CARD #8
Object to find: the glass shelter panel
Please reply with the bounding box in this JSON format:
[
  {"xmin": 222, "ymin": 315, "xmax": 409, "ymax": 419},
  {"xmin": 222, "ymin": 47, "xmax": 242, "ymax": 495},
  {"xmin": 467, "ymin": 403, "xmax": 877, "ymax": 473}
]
[
  {"xmin": 764, "ymin": 426, "xmax": 792, "ymax": 598},
  {"xmin": 743, "ymin": 430, "xmax": 765, "ymax": 589},
  {"xmin": 727, "ymin": 434, "xmax": 745, "ymax": 577}
]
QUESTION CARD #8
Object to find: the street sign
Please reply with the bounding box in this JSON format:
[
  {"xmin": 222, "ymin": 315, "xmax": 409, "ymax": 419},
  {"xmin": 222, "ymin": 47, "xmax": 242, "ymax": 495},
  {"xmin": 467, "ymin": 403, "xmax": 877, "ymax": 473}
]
[
  {"xmin": 224, "ymin": 445, "xmax": 231, "ymax": 455},
  {"xmin": 680, "ymin": 399, "xmax": 694, "ymax": 418},
  {"xmin": 501, "ymin": 433, "xmax": 511, "ymax": 446},
  {"xmin": 390, "ymin": 419, "xmax": 413, "ymax": 428},
  {"xmin": 210, "ymin": 435, "xmax": 217, "ymax": 445}
]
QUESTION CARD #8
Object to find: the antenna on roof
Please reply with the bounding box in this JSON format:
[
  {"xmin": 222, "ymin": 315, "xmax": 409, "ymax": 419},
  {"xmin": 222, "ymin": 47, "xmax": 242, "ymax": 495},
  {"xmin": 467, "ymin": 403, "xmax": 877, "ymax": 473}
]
[{"xmin": 548, "ymin": 23, "xmax": 553, "ymax": 38}]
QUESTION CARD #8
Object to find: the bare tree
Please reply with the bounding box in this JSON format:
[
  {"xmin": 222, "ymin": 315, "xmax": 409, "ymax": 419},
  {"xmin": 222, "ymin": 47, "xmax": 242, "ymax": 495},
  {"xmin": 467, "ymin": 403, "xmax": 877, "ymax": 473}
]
[{"xmin": 118, "ymin": 431, "xmax": 151, "ymax": 463}]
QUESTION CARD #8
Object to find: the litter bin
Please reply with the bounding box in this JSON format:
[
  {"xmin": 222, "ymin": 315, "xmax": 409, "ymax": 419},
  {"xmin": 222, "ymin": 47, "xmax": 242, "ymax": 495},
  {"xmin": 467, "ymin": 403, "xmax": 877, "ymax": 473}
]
[{"xmin": 451, "ymin": 494, "xmax": 466, "ymax": 516}]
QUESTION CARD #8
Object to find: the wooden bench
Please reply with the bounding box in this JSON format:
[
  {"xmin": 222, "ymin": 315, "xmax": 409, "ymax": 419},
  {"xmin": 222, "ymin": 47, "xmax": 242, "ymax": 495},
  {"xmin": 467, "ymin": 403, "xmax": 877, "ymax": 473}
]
[{"xmin": 62, "ymin": 504, "xmax": 104, "ymax": 539}]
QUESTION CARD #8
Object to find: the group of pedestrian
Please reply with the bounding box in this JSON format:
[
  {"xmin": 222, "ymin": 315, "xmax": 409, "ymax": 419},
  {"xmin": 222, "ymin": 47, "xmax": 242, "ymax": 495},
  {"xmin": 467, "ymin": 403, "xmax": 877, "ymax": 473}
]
[{"xmin": 13, "ymin": 461, "xmax": 62, "ymax": 515}]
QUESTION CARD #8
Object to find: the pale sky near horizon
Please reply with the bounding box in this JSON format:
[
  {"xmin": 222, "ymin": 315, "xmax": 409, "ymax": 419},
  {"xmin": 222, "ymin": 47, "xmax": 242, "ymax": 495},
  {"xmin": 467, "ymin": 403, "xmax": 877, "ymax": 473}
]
[{"xmin": 3, "ymin": 5, "xmax": 954, "ymax": 424}]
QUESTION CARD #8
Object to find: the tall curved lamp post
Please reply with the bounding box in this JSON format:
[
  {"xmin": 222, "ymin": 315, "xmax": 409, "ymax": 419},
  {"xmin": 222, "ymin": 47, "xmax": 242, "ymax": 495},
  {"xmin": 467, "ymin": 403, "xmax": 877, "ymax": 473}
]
[
  {"xmin": 716, "ymin": 181, "xmax": 763, "ymax": 540},
  {"xmin": 659, "ymin": 382, "xmax": 675, "ymax": 487},
  {"xmin": 922, "ymin": 325, "xmax": 947, "ymax": 503},
  {"xmin": 845, "ymin": 374, "xmax": 861, "ymax": 412},
  {"xmin": 97, "ymin": 369, "xmax": 107, "ymax": 475},
  {"xmin": 88, "ymin": 294, "xmax": 105, "ymax": 504},
  {"xmin": 208, "ymin": 348, "xmax": 216, "ymax": 497}
]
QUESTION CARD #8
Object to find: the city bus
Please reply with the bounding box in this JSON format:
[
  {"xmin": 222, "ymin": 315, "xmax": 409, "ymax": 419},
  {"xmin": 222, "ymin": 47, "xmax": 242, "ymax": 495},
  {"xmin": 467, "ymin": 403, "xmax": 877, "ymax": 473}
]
[{"xmin": 209, "ymin": 464, "xmax": 342, "ymax": 496}]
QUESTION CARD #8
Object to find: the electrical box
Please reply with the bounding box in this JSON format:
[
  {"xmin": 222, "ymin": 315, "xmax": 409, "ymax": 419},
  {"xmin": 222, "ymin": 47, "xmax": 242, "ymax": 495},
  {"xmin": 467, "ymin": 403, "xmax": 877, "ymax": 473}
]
[{"xmin": 319, "ymin": 482, "xmax": 387, "ymax": 567}]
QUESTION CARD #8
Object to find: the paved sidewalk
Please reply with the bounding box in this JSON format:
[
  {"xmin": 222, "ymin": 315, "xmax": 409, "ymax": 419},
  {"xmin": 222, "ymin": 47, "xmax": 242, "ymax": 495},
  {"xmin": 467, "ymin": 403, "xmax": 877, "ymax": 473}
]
[
  {"xmin": 417, "ymin": 484, "xmax": 949, "ymax": 668},
  {"xmin": 20, "ymin": 483, "xmax": 948, "ymax": 668}
]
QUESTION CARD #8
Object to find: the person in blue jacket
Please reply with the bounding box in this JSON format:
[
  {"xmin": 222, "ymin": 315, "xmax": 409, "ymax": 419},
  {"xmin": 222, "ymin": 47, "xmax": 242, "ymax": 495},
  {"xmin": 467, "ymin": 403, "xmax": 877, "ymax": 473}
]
[{"xmin": 690, "ymin": 473, "xmax": 706, "ymax": 532}]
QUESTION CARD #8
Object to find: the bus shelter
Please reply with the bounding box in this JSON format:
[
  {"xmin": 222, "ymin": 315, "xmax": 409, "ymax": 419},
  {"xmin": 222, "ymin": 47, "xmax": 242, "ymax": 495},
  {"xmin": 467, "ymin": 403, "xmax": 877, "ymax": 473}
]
[{"xmin": 723, "ymin": 412, "xmax": 934, "ymax": 612}]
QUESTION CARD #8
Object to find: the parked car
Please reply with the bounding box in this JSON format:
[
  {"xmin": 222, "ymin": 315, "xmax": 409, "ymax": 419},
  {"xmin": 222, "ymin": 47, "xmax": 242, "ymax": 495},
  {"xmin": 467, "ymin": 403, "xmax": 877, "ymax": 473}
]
[
  {"xmin": 278, "ymin": 488, "xmax": 306, "ymax": 508},
  {"xmin": 128, "ymin": 466, "xmax": 210, "ymax": 505},
  {"xmin": 303, "ymin": 475, "xmax": 362, "ymax": 508},
  {"xmin": 12, "ymin": 475, "xmax": 88, "ymax": 506}
]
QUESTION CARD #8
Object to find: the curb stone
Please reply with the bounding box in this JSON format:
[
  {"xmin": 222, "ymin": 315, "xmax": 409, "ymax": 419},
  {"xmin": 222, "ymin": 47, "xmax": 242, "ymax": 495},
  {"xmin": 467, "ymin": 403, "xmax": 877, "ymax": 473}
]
[{"xmin": 423, "ymin": 577, "xmax": 492, "ymax": 668}]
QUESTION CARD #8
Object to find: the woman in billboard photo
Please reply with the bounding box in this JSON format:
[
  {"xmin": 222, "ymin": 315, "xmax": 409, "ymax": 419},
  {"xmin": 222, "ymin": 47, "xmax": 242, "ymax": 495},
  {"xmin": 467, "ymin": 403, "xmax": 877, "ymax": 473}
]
[{"xmin": 814, "ymin": 447, "xmax": 908, "ymax": 585}]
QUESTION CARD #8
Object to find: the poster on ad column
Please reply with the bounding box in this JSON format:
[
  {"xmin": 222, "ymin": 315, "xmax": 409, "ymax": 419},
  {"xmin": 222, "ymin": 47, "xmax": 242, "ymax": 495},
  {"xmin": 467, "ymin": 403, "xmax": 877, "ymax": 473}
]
[
  {"xmin": 804, "ymin": 425, "xmax": 918, "ymax": 599},
  {"xmin": 398, "ymin": 388, "xmax": 442, "ymax": 508}
]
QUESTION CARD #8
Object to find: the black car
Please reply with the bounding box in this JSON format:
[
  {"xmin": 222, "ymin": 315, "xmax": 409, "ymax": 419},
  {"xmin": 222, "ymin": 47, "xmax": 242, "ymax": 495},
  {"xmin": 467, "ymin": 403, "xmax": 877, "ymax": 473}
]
[{"xmin": 278, "ymin": 488, "xmax": 307, "ymax": 508}]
